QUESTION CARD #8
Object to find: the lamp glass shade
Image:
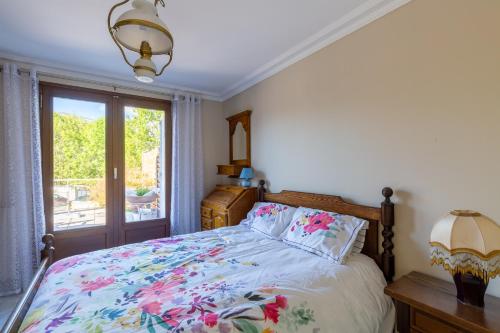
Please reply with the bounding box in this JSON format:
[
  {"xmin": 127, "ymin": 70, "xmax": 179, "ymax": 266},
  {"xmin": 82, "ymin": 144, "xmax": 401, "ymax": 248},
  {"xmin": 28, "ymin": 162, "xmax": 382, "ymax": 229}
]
[
  {"xmin": 133, "ymin": 57, "xmax": 156, "ymax": 83},
  {"xmin": 113, "ymin": 0, "xmax": 173, "ymax": 54},
  {"xmin": 430, "ymin": 210, "xmax": 500, "ymax": 283},
  {"xmin": 239, "ymin": 168, "xmax": 254, "ymax": 180},
  {"xmin": 134, "ymin": 70, "xmax": 154, "ymax": 83}
]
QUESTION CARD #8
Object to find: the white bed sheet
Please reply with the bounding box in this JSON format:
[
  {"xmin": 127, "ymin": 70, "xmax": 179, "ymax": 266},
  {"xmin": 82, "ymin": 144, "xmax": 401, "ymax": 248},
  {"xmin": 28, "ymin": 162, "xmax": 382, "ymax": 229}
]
[
  {"xmin": 21, "ymin": 225, "xmax": 395, "ymax": 333},
  {"xmin": 213, "ymin": 225, "xmax": 395, "ymax": 333}
]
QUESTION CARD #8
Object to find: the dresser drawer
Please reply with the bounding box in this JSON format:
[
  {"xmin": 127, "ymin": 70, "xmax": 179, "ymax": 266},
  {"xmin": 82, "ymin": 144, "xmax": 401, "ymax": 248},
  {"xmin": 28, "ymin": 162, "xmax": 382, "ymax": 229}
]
[
  {"xmin": 213, "ymin": 214, "xmax": 228, "ymax": 228},
  {"xmin": 216, "ymin": 165, "xmax": 244, "ymax": 177},
  {"xmin": 412, "ymin": 309, "xmax": 465, "ymax": 333},
  {"xmin": 201, "ymin": 217, "xmax": 212, "ymax": 231},
  {"xmin": 201, "ymin": 206, "xmax": 212, "ymax": 218}
]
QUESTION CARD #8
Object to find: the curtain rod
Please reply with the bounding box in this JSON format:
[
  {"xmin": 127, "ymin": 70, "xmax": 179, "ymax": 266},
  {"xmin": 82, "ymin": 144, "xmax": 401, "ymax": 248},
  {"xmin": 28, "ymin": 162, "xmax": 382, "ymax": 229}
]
[
  {"xmin": 0, "ymin": 65, "xmax": 172, "ymax": 98},
  {"xmin": 39, "ymin": 71, "xmax": 173, "ymax": 99},
  {"xmin": 0, "ymin": 63, "xmax": 208, "ymax": 100},
  {"xmin": 0, "ymin": 66, "xmax": 26, "ymax": 75}
]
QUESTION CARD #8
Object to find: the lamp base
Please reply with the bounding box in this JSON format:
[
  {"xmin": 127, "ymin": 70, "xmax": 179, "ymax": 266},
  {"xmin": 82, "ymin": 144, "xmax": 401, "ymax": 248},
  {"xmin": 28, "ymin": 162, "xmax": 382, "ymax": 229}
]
[
  {"xmin": 453, "ymin": 272, "xmax": 488, "ymax": 307},
  {"xmin": 240, "ymin": 179, "xmax": 251, "ymax": 187}
]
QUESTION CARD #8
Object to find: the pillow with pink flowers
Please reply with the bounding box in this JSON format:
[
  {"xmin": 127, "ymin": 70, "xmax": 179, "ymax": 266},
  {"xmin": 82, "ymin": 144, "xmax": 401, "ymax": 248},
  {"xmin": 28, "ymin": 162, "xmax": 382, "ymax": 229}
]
[
  {"xmin": 282, "ymin": 207, "xmax": 368, "ymax": 264},
  {"xmin": 244, "ymin": 202, "xmax": 296, "ymax": 239}
]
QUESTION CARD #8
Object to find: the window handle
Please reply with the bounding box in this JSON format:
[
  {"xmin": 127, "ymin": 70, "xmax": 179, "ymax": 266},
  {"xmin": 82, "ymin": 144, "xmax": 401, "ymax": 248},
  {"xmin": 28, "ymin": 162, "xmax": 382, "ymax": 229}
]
[{"xmin": 114, "ymin": 168, "xmax": 118, "ymax": 180}]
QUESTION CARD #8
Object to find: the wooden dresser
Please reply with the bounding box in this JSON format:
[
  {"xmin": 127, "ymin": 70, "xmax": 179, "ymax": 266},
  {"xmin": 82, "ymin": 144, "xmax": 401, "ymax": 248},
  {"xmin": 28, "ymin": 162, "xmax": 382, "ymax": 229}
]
[{"xmin": 201, "ymin": 185, "xmax": 257, "ymax": 231}]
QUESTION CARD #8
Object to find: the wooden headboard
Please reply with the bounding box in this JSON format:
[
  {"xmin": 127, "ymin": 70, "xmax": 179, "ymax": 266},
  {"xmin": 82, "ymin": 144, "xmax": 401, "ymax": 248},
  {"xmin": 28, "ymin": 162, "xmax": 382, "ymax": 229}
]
[{"xmin": 257, "ymin": 180, "xmax": 395, "ymax": 282}]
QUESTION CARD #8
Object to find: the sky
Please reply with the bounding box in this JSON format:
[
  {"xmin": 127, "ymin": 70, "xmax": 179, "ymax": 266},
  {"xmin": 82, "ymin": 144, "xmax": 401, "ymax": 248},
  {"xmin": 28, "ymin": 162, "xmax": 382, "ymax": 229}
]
[
  {"xmin": 53, "ymin": 98, "xmax": 163, "ymax": 121},
  {"xmin": 54, "ymin": 97, "xmax": 106, "ymax": 120}
]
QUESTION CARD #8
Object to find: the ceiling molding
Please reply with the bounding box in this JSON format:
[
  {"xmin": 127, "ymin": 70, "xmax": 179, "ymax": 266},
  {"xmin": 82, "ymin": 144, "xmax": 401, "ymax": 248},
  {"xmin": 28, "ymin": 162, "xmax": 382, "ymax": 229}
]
[
  {"xmin": 1, "ymin": 0, "xmax": 411, "ymax": 103},
  {"xmin": 0, "ymin": 51, "xmax": 223, "ymax": 101},
  {"xmin": 220, "ymin": 0, "xmax": 412, "ymax": 101}
]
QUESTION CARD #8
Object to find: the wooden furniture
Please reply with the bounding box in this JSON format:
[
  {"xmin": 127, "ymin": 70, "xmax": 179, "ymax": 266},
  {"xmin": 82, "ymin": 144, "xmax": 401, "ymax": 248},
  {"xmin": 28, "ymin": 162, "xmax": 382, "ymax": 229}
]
[
  {"xmin": 217, "ymin": 110, "xmax": 251, "ymax": 177},
  {"xmin": 257, "ymin": 180, "xmax": 395, "ymax": 282},
  {"xmin": 384, "ymin": 271, "xmax": 500, "ymax": 333},
  {"xmin": 201, "ymin": 185, "xmax": 257, "ymax": 231},
  {"xmin": 216, "ymin": 164, "xmax": 244, "ymax": 178},
  {"xmin": 3, "ymin": 181, "xmax": 395, "ymax": 333}
]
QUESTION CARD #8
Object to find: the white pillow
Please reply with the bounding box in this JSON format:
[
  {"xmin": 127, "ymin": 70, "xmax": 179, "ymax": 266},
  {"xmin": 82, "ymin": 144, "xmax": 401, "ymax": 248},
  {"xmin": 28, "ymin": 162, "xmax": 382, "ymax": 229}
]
[
  {"xmin": 239, "ymin": 202, "xmax": 278, "ymax": 226},
  {"xmin": 351, "ymin": 228, "xmax": 367, "ymax": 254},
  {"xmin": 242, "ymin": 202, "xmax": 296, "ymax": 239},
  {"xmin": 239, "ymin": 203, "xmax": 259, "ymax": 227},
  {"xmin": 282, "ymin": 207, "xmax": 368, "ymax": 264}
]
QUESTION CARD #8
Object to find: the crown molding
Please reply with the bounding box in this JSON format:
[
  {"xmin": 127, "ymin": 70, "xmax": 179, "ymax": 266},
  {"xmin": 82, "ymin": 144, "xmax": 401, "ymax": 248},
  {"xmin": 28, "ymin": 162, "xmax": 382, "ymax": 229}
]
[
  {"xmin": 0, "ymin": 51, "xmax": 223, "ymax": 101},
  {"xmin": 1, "ymin": 0, "xmax": 411, "ymax": 103},
  {"xmin": 220, "ymin": 0, "xmax": 412, "ymax": 101}
]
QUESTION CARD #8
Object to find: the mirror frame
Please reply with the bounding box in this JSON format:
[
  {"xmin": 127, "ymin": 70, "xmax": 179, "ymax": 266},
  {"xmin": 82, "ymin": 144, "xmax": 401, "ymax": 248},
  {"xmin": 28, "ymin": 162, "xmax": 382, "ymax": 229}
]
[{"xmin": 227, "ymin": 110, "xmax": 251, "ymax": 167}]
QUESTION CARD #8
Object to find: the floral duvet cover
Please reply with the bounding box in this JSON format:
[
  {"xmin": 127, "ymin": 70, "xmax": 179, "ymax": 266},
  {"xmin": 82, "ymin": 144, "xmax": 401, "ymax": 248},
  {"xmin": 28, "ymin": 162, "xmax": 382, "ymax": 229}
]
[{"xmin": 20, "ymin": 226, "xmax": 393, "ymax": 333}]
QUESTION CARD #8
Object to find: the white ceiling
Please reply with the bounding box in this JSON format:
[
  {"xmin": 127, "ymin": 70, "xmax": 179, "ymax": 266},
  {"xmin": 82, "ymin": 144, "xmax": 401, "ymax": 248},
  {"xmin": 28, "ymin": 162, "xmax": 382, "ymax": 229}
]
[{"xmin": 0, "ymin": 0, "xmax": 409, "ymax": 100}]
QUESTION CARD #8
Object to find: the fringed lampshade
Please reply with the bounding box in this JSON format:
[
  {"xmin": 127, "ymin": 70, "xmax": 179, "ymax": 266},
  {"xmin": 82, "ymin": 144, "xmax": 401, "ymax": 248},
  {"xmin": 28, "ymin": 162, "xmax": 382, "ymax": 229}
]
[{"xmin": 430, "ymin": 210, "xmax": 500, "ymax": 307}]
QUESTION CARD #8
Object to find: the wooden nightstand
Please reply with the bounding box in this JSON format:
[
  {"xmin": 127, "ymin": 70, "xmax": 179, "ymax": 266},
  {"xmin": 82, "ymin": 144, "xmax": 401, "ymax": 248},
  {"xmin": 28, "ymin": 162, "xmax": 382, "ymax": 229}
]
[{"xmin": 384, "ymin": 271, "xmax": 500, "ymax": 333}]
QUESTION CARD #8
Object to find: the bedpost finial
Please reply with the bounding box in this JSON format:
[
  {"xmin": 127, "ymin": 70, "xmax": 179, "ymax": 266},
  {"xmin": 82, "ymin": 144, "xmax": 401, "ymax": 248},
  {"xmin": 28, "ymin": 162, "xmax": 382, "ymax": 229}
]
[
  {"xmin": 42, "ymin": 234, "xmax": 55, "ymax": 265},
  {"xmin": 42, "ymin": 234, "xmax": 55, "ymax": 246},
  {"xmin": 258, "ymin": 179, "xmax": 265, "ymax": 187},
  {"xmin": 382, "ymin": 187, "xmax": 393, "ymax": 203}
]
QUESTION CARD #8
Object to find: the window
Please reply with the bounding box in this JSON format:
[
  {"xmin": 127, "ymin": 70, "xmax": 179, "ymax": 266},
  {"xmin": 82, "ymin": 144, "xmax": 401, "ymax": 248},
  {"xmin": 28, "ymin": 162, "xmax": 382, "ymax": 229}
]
[
  {"xmin": 41, "ymin": 83, "xmax": 172, "ymax": 259},
  {"xmin": 124, "ymin": 106, "xmax": 166, "ymax": 222},
  {"xmin": 52, "ymin": 97, "xmax": 107, "ymax": 230}
]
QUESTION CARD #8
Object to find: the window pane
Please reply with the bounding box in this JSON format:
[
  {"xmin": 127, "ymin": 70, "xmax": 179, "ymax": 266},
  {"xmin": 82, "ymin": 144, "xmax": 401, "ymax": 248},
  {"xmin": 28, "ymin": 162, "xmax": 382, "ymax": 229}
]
[
  {"xmin": 124, "ymin": 107, "xmax": 165, "ymax": 222},
  {"xmin": 53, "ymin": 97, "xmax": 106, "ymax": 230}
]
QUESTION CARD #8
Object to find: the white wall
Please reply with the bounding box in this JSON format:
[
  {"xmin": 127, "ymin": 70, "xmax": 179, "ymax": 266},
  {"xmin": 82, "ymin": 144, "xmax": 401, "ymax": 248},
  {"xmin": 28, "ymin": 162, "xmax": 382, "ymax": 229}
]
[
  {"xmin": 223, "ymin": 0, "xmax": 500, "ymax": 296},
  {"xmin": 202, "ymin": 100, "xmax": 227, "ymax": 195}
]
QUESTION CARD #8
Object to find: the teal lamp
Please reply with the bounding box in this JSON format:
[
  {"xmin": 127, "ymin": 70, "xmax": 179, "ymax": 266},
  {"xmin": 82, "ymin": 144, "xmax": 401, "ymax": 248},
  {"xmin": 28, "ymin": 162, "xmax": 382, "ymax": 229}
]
[{"xmin": 239, "ymin": 168, "xmax": 254, "ymax": 187}]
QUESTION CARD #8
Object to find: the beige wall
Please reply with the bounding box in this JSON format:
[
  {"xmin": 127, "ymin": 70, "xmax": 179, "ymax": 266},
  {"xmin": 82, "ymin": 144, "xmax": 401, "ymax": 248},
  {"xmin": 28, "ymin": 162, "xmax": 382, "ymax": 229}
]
[
  {"xmin": 223, "ymin": 0, "xmax": 500, "ymax": 296},
  {"xmin": 202, "ymin": 100, "xmax": 227, "ymax": 195}
]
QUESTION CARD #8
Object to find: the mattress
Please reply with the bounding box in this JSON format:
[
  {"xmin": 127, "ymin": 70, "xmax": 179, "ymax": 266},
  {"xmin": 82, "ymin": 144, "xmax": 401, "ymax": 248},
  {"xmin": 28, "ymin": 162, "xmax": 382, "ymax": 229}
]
[{"xmin": 20, "ymin": 225, "xmax": 394, "ymax": 333}]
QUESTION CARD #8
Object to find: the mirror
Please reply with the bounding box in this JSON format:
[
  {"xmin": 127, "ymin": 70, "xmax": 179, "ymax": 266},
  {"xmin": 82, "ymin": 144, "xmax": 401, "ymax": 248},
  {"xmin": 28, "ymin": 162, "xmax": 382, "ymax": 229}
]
[
  {"xmin": 228, "ymin": 110, "xmax": 251, "ymax": 166},
  {"xmin": 232, "ymin": 122, "xmax": 247, "ymax": 160}
]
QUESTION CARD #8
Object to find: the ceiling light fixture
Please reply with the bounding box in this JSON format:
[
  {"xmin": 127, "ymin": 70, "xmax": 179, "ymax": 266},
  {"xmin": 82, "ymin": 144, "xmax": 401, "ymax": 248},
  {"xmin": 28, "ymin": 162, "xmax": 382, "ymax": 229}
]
[{"xmin": 108, "ymin": 0, "xmax": 174, "ymax": 83}]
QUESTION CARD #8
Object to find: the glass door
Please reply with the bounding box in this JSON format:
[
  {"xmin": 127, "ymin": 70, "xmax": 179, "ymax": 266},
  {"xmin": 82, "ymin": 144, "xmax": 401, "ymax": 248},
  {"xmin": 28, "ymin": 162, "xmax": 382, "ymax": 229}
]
[
  {"xmin": 41, "ymin": 85, "xmax": 114, "ymax": 260},
  {"xmin": 124, "ymin": 106, "xmax": 166, "ymax": 222},
  {"xmin": 41, "ymin": 84, "xmax": 171, "ymax": 260},
  {"xmin": 116, "ymin": 97, "xmax": 171, "ymax": 245},
  {"xmin": 52, "ymin": 97, "xmax": 107, "ymax": 230}
]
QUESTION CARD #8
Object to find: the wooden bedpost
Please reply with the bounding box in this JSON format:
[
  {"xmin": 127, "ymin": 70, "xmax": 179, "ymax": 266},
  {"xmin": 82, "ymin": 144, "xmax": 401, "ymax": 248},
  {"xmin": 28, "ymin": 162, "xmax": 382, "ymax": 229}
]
[
  {"xmin": 41, "ymin": 234, "xmax": 55, "ymax": 265},
  {"xmin": 258, "ymin": 179, "xmax": 266, "ymax": 202},
  {"xmin": 381, "ymin": 187, "xmax": 395, "ymax": 282}
]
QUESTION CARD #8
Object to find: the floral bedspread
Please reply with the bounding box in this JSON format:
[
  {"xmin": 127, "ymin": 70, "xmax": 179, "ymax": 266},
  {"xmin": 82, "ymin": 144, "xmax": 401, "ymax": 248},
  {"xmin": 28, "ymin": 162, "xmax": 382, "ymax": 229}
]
[{"xmin": 20, "ymin": 226, "xmax": 393, "ymax": 333}]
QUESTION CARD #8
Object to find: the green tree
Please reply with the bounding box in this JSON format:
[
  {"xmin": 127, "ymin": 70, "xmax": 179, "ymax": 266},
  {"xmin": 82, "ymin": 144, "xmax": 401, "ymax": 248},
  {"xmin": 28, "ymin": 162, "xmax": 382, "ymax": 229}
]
[
  {"xmin": 53, "ymin": 113, "xmax": 105, "ymax": 179},
  {"xmin": 124, "ymin": 108, "xmax": 163, "ymax": 170},
  {"xmin": 53, "ymin": 108, "xmax": 163, "ymax": 181}
]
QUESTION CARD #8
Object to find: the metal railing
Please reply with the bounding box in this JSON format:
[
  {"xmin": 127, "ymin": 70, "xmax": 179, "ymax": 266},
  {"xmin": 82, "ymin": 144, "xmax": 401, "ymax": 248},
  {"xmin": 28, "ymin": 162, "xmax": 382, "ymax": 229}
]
[{"xmin": 53, "ymin": 178, "xmax": 105, "ymax": 230}]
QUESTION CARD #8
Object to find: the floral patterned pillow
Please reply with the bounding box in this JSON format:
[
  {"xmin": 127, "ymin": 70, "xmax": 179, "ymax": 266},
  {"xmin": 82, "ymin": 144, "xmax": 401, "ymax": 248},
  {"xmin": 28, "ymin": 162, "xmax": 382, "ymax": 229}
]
[
  {"xmin": 244, "ymin": 202, "xmax": 296, "ymax": 239},
  {"xmin": 282, "ymin": 207, "xmax": 368, "ymax": 264}
]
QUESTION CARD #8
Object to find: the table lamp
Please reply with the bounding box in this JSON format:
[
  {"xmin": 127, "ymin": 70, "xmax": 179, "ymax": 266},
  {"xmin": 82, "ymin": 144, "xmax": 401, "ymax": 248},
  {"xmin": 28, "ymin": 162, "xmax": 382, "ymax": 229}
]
[
  {"xmin": 239, "ymin": 168, "xmax": 254, "ymax": 187},
  {"xmin": 430, "ymin": 210, "xmax": 500, "ymax": 307}
]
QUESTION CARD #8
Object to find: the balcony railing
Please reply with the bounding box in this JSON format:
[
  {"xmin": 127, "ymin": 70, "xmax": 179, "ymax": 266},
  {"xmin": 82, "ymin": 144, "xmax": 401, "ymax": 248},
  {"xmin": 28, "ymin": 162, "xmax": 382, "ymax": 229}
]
[{"xmin": 53, "ymin": 178, "xmax": 105, "ymax": 230}]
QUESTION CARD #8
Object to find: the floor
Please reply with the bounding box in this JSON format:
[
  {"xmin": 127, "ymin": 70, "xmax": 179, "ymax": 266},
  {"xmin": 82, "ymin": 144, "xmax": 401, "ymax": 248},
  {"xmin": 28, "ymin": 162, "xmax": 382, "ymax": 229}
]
[{"xmin": 0, "ymin": 295, "xmax": 20, "ymax": 328}]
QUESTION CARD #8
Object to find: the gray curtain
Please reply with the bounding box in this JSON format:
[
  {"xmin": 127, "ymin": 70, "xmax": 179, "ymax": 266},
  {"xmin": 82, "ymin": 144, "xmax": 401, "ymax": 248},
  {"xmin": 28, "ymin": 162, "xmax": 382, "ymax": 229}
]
[
  {"xmin": 170, "ymin": 94, "xmax": 204, "ymax": 236},
  {"xmin": 0, "ymin": 63, "xmax": 45, "ymax": 296}
]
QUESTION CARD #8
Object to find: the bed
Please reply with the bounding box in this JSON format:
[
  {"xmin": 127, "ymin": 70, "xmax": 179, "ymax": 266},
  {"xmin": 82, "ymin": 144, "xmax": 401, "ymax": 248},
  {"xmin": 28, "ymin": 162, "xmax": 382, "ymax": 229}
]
[{"xmin": 3, "ymin": 182, "xmax": 396, "ymax": 333}]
